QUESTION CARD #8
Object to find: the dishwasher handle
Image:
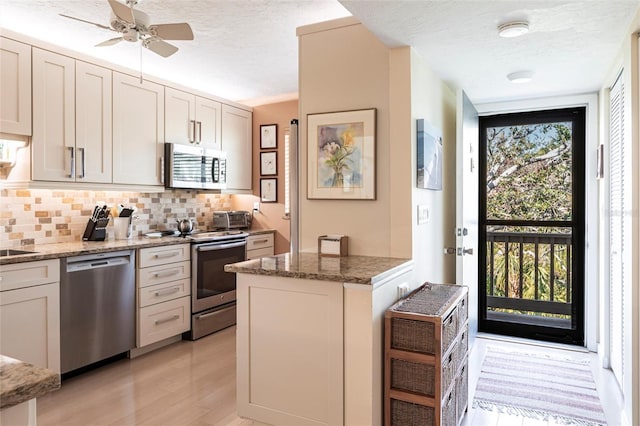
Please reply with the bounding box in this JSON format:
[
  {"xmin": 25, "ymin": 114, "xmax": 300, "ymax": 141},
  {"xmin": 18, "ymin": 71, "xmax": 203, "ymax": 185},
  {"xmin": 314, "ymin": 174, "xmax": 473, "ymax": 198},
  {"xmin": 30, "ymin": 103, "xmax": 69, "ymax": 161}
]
[{"xmin": 66, "ymin": 256, "xmax": 130, "ymax": 273}]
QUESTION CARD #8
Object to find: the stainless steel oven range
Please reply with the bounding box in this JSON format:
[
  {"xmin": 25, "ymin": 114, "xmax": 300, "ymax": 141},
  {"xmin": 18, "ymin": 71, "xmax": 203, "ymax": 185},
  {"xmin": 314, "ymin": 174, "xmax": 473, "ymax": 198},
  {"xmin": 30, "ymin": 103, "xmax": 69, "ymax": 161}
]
[{"xmin": 186, "ymin": 230, "xmax": 248, "ymax": 340}]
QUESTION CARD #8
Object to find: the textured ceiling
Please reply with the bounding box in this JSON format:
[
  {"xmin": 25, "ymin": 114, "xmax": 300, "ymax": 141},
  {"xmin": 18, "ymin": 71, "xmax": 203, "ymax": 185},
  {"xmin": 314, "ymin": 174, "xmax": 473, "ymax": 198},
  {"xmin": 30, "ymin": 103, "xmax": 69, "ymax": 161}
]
[
  {"xmin": 341, "ymin": 0, "xmax": 640, "ymax": 104},
  {"xmin": 1, "ymin": 1, "xmax": 638, "ymax": 106}
]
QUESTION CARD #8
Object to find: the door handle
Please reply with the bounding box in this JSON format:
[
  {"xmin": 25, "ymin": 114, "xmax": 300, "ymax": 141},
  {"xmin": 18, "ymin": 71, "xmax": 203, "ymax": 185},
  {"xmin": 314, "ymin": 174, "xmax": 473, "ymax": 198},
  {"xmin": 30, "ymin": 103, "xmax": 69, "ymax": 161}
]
[
  {"xmin": 68, "ymin": 147, "xmax": 75, "ymax": 178},
  {"xmin": 78, "ymin": 147, "xmax": 85, "ymax": 178},
  {"xmin": 457, "ymin": 247, "xmax": 474, "ymax": 256},
  {"xmin": 444, "ymin": 247, "xmax": 456, "ymax": 255}
]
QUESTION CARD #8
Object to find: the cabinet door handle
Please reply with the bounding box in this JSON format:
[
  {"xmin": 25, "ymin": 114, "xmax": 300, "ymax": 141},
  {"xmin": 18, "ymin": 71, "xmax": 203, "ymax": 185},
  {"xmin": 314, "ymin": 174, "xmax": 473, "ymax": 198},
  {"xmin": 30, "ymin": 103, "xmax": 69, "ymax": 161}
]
[
  {"xmin": 78, "ymin": 147, "xmax": 85, "ymax": 178},
  {"xmin": 155, "ymin": 314, "xmax": 180, "ymax": 325},
  {"xmin": 154, "ymin": 251, "xmax": 180, "ymax": 259},
  {"xmin": 153, "ymin": 269, "xmax": 180, "ymax": 279},
  {"xmin": 189, "ymin": 119, "xmax": 196, "ymax": 143},
  {"xmin": 197, "ymin": 121, "xmax": 202, "ymax": 143},
  {"xmin": 68, "ymin": 147, "xmax": 75, "ymax": 178},
  {"xmin": 154, "ymin": 286, "xmax": 181, "ymax": 297},
  {"xmin": 160, "ymin": 157, "xmax": 164, "ymax": 184}
]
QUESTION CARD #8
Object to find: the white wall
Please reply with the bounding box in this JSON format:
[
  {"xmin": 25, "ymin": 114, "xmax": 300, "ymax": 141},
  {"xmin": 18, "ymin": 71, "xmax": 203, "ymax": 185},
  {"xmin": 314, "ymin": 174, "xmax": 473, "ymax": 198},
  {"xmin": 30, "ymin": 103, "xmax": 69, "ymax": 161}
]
[
  {"xmin": 404, "ymin": 48, "xmax": 457, "ymax": 283},
  {"xmin": 598, "ymin": 10, "xmax": 640, "ymax": 425}
]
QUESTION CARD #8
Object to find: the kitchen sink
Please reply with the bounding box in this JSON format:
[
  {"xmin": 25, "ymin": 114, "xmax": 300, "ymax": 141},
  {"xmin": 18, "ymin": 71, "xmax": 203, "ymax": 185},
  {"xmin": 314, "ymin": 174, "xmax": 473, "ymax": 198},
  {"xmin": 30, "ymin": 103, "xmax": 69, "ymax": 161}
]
[{"xmin": 0, "ymin": 249, "xmax": 37, "ymax": 257}]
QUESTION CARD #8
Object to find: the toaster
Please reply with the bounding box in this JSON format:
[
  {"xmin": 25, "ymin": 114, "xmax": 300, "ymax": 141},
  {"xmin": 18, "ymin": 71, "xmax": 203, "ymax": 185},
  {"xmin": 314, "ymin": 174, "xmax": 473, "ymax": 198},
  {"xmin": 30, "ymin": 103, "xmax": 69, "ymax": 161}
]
[{"xmin": 213, "ymin": 211, "xmax": 251, "ymax": 230}]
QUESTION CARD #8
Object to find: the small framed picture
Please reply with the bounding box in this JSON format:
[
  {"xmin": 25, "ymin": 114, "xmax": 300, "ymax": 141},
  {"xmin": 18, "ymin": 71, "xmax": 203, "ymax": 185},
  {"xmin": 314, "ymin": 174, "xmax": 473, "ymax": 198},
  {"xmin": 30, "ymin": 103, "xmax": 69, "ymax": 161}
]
[
  {"xmin": 260, "ymin": 178, "xmax": 277, "ymax": 202},
  {"xmin": 260, "ymin": 151, "xmax": 277, "ymax": 176},
  {"xmin": 260, "ymin": 124, "xmax": 277, "ymax": 149}
]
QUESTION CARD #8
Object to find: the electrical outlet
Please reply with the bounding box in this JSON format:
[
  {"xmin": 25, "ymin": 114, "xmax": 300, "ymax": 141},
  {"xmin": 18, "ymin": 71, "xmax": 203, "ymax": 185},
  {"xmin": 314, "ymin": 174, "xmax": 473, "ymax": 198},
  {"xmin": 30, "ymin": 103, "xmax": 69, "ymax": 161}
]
[{"xmin": 253, "ymin": 201, "xmax": 260, "ymax": 212}]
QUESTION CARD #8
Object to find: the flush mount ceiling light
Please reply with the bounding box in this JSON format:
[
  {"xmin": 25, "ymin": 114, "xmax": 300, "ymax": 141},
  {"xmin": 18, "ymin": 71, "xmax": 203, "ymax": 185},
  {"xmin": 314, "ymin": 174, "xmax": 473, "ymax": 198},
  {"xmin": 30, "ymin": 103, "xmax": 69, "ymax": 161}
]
[
  {"xmin": 507, "ymin": 71, "xmax": 533, "ymax": 83},
  {"xmin": 498, "ymin": 21, "xmax": 529, "ymax": 38}
]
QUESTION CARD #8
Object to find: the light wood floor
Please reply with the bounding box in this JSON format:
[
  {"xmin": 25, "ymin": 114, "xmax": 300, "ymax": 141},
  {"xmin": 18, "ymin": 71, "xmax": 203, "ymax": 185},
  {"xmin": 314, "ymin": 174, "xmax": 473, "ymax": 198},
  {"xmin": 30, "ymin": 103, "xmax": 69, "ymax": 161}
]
[{"xmin": 38, "ymin": 327, "xmax": 623, "ymax": 426}]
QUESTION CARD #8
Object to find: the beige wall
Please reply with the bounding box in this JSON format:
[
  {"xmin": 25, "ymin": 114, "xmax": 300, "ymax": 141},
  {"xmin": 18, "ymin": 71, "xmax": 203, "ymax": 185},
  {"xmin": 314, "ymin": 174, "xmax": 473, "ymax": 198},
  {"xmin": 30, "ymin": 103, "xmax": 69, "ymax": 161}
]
[
  {"xmin": 230, "ymin": 99, "xmax": 297, "ymax": 254},
  {"xmin": 298, "ymin": 18, "xmax": 456, "ymax": 285},
  {"xmin": 298, "ymin": 18, "xmax": 395, "ymax": 256}
]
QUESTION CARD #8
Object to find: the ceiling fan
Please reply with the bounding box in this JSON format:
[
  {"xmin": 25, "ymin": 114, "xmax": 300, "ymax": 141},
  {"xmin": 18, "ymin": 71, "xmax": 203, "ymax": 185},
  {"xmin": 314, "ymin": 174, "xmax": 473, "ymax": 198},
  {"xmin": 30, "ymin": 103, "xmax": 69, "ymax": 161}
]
[{"xmin": 60, "ymin": 0, "xmax": 194, "ymax": 58}]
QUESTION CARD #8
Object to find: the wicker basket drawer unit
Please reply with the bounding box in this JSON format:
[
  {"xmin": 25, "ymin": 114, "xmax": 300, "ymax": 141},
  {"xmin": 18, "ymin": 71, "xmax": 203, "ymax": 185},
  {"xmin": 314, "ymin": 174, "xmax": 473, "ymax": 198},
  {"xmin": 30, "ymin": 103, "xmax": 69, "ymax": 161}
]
[{"xmin": 385, "ymin": 283, "xmax": 469, "ymax": 426}]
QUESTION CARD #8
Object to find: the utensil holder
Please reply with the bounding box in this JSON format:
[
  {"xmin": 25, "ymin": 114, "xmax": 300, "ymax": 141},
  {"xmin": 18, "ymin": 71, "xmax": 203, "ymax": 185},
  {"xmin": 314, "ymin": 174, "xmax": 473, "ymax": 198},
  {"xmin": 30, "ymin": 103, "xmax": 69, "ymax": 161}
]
[
  {"xmin": 114, "ymin": 217, "xmax": 133, "ymax": 240},
  {"xmin": 82, "ymin": 218, "xmax": 110, "ymax": 241}
]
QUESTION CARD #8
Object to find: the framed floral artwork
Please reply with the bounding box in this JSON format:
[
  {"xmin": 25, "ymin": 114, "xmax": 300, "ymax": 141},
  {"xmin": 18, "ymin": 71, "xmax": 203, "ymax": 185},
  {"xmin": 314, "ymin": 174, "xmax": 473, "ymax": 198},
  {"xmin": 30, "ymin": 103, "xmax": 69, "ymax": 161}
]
[
  {"xmin": 307, "ymin": 108, "xmax": 376, "ymax": 200},
  {"xmin": 260, "ymin": 124, "xmax": 277, "ymax": 149},
  {"xmin": 260, "ymin": 178, "xmax": 277, "ymax": 202}
]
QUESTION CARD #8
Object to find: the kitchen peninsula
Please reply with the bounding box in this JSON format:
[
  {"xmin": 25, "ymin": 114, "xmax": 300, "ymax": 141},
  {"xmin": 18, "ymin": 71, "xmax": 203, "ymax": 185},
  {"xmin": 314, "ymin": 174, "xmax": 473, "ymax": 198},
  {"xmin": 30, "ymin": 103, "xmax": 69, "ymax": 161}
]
[
  {"xmin": 225, "ymin": 253, "xmax": 416, "ymax": 426},
  {"xmin": 0, "ymin": 355, "xmax": 60, "ymax": 425}
]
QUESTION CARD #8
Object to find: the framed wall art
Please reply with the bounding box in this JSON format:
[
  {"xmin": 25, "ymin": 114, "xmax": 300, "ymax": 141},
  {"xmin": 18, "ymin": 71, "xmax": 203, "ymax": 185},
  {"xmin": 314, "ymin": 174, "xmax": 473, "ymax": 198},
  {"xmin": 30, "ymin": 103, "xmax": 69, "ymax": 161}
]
[
  {"xmin": 260, "ymin": 151, "xmax": 277, "ymax": 176},
  {"xmin": 260, "ymin": 124, "xmax": 277, "ymax": 149},
  {"xmin": 260, "ymin": 178, "xmax": 277, "ymax": 202},
  {"xmin": 416, "ymin": 118, "xmax": 443, "ymax": 191},
  {"xmin": 307, "ymin": 108, "xmax": 376, "ymax": 200}
]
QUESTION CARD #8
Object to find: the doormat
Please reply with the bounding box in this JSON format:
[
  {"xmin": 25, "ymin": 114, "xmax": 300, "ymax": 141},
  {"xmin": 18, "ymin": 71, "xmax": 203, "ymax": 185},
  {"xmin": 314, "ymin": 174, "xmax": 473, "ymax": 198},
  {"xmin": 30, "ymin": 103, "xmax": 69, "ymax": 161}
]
[{"xmin": 472, "ymin": 346, "xmax": 607, "ymax": 425}]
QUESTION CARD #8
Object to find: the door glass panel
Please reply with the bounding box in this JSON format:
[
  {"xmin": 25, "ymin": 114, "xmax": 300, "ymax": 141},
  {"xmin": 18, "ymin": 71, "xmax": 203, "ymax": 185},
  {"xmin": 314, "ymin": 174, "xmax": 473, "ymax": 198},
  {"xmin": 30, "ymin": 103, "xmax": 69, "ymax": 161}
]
[{"xmin": 486, "ymin": 121, "xmax": 573, "ymax": 221}]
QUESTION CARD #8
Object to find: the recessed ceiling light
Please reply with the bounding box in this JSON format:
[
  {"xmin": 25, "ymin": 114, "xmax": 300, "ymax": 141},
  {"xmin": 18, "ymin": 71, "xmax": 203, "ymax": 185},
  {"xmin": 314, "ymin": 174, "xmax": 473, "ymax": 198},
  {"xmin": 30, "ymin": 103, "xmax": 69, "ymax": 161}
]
[
  {"xmin": 507, "ymin": 71, "xmax": 533, "ymax": 83},
  {"xmin": 498, "ymin": 21, "xmax": 529, "ymax": 38}
]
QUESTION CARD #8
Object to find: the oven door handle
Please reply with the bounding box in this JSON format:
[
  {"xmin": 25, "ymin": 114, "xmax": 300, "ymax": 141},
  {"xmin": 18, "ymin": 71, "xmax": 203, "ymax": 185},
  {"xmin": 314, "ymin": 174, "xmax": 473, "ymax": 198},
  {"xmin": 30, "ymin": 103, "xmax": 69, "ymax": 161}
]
[{"xmin": 196, "ymin": 240, "xmax": 247, "ymax": 252}]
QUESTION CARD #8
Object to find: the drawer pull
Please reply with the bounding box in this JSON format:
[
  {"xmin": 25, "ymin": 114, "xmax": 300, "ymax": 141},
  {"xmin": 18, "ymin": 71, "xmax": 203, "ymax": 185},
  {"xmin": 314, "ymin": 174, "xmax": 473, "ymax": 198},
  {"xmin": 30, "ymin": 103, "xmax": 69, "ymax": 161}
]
[
  {"xmin": 154, "ymin": 251, "xmax": 180, "ymax": 259},
  {"xmin": 153, "ymin": 269, "xmax": 180, "ymax": 278},
  {"xmin": 154, "ymin": 287, "xmax": 181, "ymax": 297},
  {"xmin": 252, "ymin": 239, "xmax": 269, "ymax": 244},
  {"xmin": 155, "ymin": 314, "xmax": 180, "ymax": 325}
]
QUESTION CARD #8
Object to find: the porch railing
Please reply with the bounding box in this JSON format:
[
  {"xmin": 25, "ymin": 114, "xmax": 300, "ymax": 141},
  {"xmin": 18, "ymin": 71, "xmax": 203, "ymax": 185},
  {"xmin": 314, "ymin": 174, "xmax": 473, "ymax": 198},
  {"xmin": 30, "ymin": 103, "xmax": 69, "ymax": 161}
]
[{"xmin": 486, "ymin": 230, "xmax": 572, "ymax": 317}]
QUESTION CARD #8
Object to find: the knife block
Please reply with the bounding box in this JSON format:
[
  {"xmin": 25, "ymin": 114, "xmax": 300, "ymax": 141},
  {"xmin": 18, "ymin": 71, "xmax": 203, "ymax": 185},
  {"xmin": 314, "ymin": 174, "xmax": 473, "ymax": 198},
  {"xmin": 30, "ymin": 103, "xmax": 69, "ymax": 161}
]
[{"xmin": 82, "ymin": 218, "xmax": 110, "ymax": 241}]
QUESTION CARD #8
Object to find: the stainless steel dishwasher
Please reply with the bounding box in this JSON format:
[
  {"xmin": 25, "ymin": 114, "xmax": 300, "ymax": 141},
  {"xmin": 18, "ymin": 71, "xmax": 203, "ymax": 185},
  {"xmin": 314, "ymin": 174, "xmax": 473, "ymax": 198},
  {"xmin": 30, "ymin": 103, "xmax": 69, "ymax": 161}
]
[{"xmin": 60, "ymin": 250, "xmax": 135, "ymax": 374}]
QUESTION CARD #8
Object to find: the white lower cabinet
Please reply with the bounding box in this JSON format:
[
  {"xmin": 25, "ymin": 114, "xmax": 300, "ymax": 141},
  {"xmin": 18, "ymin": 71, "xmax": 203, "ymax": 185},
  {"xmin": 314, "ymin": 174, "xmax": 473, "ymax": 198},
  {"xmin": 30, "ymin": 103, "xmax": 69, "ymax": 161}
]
[
  {"xmin": 138, "ymin": 295, "xmax": 190, "ymax": 347},
  {"xmin": 137, "ymin": 244, "xmax": 190, "ymax": 347},
  {"xmin": 246, "ymin": 232, "xmax": 275, "ymax": 260},
  {"xmin": 0, "ymin": 259, "xmax": 60, "ymax": 373}
]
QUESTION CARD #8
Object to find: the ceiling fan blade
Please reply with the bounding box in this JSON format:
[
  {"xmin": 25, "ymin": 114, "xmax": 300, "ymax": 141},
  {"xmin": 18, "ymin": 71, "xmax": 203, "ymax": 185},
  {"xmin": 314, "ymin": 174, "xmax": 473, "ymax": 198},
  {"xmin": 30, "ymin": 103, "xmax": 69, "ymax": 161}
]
[
  {"xmin": 150, "ymin": 23, "xmax": 194, "ymax": 40},
  {"xmin": 144, "ymin": 38, "xmax": 179, "ymax": 57},
  {"xmin": 95, "ymin": 37, "xmax": 123, "ymax": 47},
  {"xmin": 59, "ymin": 13, "xmax": 113, "ymax": 31},
  {"xmin": 107, "ymin": 0, "xmax": 135, "ymax": 26}
]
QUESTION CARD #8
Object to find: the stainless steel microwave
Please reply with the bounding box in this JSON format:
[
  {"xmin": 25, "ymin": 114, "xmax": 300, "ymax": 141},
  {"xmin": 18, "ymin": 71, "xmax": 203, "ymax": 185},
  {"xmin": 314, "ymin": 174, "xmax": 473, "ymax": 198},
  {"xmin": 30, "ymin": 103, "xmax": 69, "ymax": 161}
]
[{"xmin": 164, "ymin": 143, "xmax": 227, "ymax": 190}]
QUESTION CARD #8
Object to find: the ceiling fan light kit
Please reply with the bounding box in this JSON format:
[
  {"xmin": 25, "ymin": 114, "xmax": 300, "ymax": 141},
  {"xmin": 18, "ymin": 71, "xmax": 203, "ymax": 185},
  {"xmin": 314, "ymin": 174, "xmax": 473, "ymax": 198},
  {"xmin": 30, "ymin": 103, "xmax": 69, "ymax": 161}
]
[
  {"xmin": 60, "ymin": 0, "xmax": 193, "ymax": 58},
  {"xmin": 498, "ymin": 21, "xmax": 529, "ymax": 38}
]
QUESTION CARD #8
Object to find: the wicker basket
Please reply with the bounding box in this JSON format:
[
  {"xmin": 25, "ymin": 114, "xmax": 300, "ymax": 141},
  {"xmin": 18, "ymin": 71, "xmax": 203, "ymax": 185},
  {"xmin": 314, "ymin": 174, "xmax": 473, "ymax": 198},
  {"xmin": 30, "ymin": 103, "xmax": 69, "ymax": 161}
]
[
  {"xmin": 457, "ymin": 292, "xmax": 468, "ymax": 325},
  {"xmin": 391, "ymin": 358, "xmax": 436, "ymax": 396},
  {"xmin": 441, "ymin": 342, "xmax": 458, "ymax": 394},
  {"xmin": 457, "ymin": 329, "xmax": 468, "ymax": 366},
  {"xmin": 390, "ymin": 398, "xmax": 435, "ymax": 426},
  {"xmin": 442, "ymin": 389, "xmax": 457, "ymax": 426},
  {"xmin": 456, "ymin": 358, "xmax": 469, "ymax": 422},
  {"xmin": 441, "ymin": 309, "xmax": 458, "ymax": 354},
  {"xmin": 391, "ymin": 317, "xmax": 436, "ymax": 354}
]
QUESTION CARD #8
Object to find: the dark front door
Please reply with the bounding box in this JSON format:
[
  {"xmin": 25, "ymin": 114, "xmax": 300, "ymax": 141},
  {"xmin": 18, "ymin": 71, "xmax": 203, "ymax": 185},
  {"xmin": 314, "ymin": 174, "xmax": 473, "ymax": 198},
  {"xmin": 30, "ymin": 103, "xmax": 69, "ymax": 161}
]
[{"xmin": 478, "ymin": 107, "xmax": 585, "ymax": 345}]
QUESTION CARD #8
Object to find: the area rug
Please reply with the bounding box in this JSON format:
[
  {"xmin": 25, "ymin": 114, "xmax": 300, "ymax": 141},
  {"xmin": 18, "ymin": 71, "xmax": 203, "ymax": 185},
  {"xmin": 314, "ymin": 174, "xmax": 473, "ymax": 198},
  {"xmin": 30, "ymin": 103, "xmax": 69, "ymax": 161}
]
[{"xmin": 472, "ymin": 346, "xmax": 607, "ymax": 425}]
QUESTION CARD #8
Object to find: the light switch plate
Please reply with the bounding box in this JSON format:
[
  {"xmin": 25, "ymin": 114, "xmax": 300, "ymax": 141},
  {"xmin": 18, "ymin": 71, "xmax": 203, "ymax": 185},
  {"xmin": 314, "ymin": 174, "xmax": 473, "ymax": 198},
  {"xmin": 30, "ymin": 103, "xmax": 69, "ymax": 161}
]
[
  {"xmin": 253, "ymin": 202, "xmax": 260, "ymax": 212},
  {"xmin": 417, "ymin": 205, "xmax": 429, "ymax": 225}
]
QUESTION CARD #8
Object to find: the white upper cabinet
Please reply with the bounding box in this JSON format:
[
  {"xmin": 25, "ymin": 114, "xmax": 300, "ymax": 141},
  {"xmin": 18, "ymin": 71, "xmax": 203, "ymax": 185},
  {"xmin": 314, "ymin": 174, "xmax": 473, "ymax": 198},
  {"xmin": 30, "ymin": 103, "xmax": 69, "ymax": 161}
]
[
  {"xmin": 112, "ymin": 72, "xmax": 165, "ymax": 186},
  {"xmin": 31, "ymin": 48, "xmax": 76, "ymax": 182},
  {"xmin": 221, "ymin": 104, "xmax": 252, "ymax": 191},
  {"xmin": 165, "ymin": 87, "xmax": 221, "ymax": 149},
  {"xmin": 32, "ymin": 49, "xmax": 112, "ymax": 183},
  {"xmin": 75, "ymin": 61, "xmax": 112, "ymax": 183},
  {"xmin": 0, "ymin": 37, "xmax": 31, "ymax": 136}
]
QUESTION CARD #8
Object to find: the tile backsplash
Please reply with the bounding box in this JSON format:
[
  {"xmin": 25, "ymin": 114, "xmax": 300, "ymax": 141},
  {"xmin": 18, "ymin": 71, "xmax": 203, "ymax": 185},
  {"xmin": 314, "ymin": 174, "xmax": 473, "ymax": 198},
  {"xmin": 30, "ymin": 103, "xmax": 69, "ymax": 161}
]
[{"xmin": 1, "ymin": 188, "xmax": 231, "ymax": 247}]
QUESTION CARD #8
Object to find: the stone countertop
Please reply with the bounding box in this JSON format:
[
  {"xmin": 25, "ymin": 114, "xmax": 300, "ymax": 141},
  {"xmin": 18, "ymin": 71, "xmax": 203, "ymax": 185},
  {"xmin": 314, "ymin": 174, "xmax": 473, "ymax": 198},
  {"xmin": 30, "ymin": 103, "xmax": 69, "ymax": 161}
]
[
  {"xmin": 224, "ymin": 252, "xmax": 412, "ymax": 285},
  {"xmin": 0, "ymin": 228, "xmax": 276, "ymax": 265},
  {"xmin": 0, "ymin": 355, "xmax": 60, "ymax": 409}
]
